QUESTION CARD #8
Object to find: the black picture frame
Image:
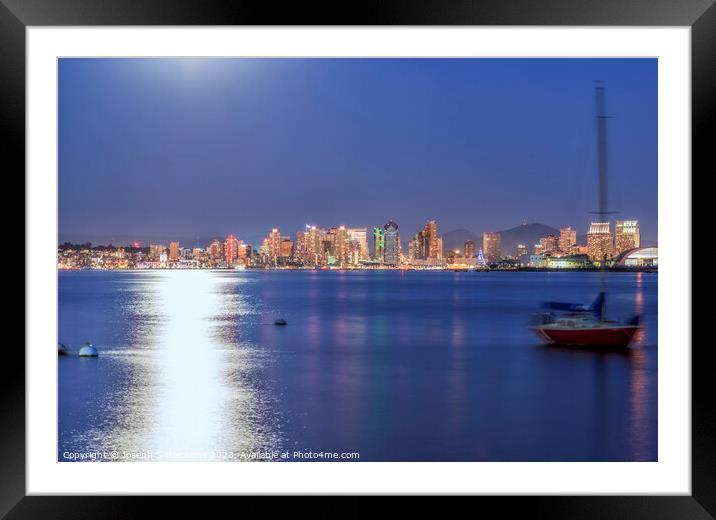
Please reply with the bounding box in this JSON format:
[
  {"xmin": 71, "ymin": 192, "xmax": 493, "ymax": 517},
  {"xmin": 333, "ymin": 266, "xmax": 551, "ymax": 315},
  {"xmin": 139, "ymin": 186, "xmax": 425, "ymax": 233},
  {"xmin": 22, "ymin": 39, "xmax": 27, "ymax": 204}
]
[{"xmin": 4, "ymin": 0, "xmax": 707, "ymax": 516}]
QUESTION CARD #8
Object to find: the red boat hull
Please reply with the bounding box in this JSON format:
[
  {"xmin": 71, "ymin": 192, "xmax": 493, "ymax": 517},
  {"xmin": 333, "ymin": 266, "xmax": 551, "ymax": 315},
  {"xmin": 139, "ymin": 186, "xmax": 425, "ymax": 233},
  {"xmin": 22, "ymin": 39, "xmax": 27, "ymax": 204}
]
[{"xmin": 531, "ymin": 325, "xmax": 640, "ymax": 347}]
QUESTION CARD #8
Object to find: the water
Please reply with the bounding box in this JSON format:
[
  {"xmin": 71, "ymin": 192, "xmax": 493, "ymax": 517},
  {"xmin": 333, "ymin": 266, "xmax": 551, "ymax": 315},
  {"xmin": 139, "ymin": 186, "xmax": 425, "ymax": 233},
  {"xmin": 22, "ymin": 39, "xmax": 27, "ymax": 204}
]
[{"xmin": 58, "ymin": 270, "xmax": 657, "ymax": 462}]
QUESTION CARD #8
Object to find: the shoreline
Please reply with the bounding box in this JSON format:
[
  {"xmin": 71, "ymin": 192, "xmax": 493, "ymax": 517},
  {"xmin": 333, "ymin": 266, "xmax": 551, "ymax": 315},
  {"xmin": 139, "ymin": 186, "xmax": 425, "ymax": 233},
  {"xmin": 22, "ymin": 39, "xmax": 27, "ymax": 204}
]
[{"xmin": 58, "ymin": 266, "xmax": 658, "ymax": 274}]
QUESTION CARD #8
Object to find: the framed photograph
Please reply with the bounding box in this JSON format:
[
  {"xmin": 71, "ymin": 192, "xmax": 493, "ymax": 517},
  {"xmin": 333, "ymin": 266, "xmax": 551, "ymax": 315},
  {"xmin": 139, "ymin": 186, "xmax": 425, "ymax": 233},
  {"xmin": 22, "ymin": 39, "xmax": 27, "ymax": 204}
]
[{"xmin": 6, "ymin": 0, "xmax": 708, "ymax": 515}]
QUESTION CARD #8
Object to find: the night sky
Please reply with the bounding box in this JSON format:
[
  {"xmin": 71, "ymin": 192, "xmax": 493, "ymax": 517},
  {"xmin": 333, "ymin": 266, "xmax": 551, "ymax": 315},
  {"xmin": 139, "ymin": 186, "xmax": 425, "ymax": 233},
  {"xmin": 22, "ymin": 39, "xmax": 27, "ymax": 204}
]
[{"xmin": 59, "ymin": 58, "xmax": 657, "ymax": 246}]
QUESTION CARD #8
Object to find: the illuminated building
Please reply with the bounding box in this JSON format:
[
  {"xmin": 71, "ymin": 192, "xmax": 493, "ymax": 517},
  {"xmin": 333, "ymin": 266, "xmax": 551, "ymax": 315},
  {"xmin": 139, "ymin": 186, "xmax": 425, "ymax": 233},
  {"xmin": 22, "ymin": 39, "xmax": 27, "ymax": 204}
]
[
  {"xmin": 444, "ymin": 250, "xmax": 459, "ymax": 263},
  {"xmin": 294, "ymin": 230, "xmax": 307, "ymax": 263},
  {"xmin": 280, "ymin": 237, "xmax": 294, "ymax": 259},
  {"xmin": 425, "ymin": 220, "xmax": 441, "ymax": 260},
  {"xmin": 464, "ymin": 240, "xmax": 476, "ymax": 259},
  {"xmin": 334, "ymin": 226, "xmax": 349, "ymax": 264},
  {"xmin": 168, "ymin": 241, "xmax": 180, "ymax": 262},
  {"xmin": 373, "ymin": 227, "xmax": 385, "ymax": 263},
  {"xmin": 224, "ymin": 234, "xmax": 238, "ymax": 266},
  {"xmin": 267, "ymin": 228, "xmax": 282, "ymax": 262},
  {"xmin": 209, "ymin": 239, "xmax": 222, "ymax": 261},
  {"xmin": 539, "ymin": 235, "xmax": 559, "ymax": 255},
  {"xmin": 346, "ymin": 228, "xmax": 369, "ymax": 261},
  {"xmin": 149, "ymin": 244, "xmax": 165, "ymax": 261},
  {"xmin": 410, "ymin": 220, "xmax": 442, "ymax": 261},
  {"xmin": 306, "ymin": 225, "xmax": 325, "ymax": 265},
  {"xmin": 347, "ymin": 240, "xmax": 362, "ymax": 265},
  {"xmin": 614, "ymin": 246, "xmax": 657, "ymax": 267},
  {"xmin": 516, "ymin": 244, "xmax": 528, "ymax": 257},
  {"xmin": 559, "ymin": 227, "xmax": 577, "ymax": 253},
  {"xmin": 408, "ymin": 236, "xmax": 418, "ymax": 261},
  {"xmin": 587, "ymin": 222, "xmax": 613, "ymax": 262},
  {"xmin": 383, "ymin": 220, "xmax": 400, "ymax": 265},
  {"xmin": 546, "ymin": 255, "xmax": 590, "ymax": 269},
  {"xmin": 615, "ymin": 220, "xmax": 641, "ymax": 255},
  {"xmin": 482, "ymin": 232, "xmax": 502, "ymax": 262},
  {"xmin": 476, "ymin": 248, "xmax": 487, "ymax": 268}
]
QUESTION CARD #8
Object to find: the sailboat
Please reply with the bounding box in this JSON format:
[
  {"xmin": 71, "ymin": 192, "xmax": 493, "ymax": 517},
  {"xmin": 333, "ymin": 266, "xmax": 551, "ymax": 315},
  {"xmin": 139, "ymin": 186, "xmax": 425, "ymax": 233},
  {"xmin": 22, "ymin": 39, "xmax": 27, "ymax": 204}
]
[{"xmin": 530, "ymin": 84, "xmax": 642, "ymax": 348}]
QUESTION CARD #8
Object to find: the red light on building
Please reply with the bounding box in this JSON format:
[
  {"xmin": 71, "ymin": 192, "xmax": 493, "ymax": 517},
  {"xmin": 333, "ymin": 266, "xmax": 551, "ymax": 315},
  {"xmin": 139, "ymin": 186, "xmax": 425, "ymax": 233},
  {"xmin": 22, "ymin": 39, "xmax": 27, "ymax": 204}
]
[{"xmin": 225, "ymin": 234, "xmax": 238, "ymax": 266}]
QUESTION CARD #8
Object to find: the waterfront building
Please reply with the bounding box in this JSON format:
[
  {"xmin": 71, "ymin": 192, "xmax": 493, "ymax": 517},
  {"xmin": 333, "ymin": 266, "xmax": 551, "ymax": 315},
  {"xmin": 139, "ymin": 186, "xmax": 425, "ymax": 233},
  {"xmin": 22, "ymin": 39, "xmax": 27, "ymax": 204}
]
[
  {"xmin": 559, "ymin": 227, "xmax": 577, "ymax": 253},
  {"xmin": 614, "ymin": 246, "xmax": 657, "ymax": 267},
  {"xmin": 383, "ymin": 220, "xmax": 400, "ymax": 265},
  {"xmin": 545, "ymin": 255, "xmax": 590, "ymax": 269},
  {"xmin": 482, "ymin": 232, "xmax": 502, "ymax": 262},
  {"xmin": 516, "ymin": 244, "xmax": 528, "ymax": 257},
  {"xmin": 587, "ymin": 222, "xmax": 613, "ymax": 262},
  {"xmin": 168, "ymin": 241, "xmax": 180, "ymax": 262},
  {"xmin": 463, "ymin": 240, "xmax": 476, "ymax": 259},
  {"xmin": 373, "ymin": 227, "xmax": 385, "ymax": 263},
  {"xmin": 615, "ymin": 220, "xmax": 641, "ymax": 255},
  {"xmin": 225, "ymin": 234, "xmax": 239, "ymax": 266},
  {"xmin": 525, "ymin": 254, "xmax": 546, "ymax": 268}
]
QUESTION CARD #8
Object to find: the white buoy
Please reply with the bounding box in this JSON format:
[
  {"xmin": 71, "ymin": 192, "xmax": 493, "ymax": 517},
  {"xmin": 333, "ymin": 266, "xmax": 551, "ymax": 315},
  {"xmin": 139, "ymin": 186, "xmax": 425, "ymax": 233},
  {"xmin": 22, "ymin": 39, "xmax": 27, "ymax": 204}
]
[{"xmin": 78, "ymin": 342, "xmax": 98, "ymax": 357}]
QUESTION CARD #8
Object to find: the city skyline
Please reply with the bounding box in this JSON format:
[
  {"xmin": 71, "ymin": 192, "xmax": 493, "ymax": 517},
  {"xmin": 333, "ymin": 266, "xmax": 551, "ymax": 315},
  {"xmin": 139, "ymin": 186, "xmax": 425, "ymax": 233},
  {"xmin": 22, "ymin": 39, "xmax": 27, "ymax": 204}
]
[
  {"xmin": 59, "ymin": 58, "xmax": 657, "ymax": 244},
  {"xmin": 59, "ymin": 216, "xmax": 654, "ymax": 271}
]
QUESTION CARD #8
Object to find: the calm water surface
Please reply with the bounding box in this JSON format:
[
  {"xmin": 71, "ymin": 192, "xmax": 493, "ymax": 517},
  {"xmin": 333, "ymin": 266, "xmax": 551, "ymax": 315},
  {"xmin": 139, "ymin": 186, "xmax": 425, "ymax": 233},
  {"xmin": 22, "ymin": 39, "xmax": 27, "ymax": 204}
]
[{"xmin": 58, "ymin": 270, "xmax": 657, "ymax": 461}]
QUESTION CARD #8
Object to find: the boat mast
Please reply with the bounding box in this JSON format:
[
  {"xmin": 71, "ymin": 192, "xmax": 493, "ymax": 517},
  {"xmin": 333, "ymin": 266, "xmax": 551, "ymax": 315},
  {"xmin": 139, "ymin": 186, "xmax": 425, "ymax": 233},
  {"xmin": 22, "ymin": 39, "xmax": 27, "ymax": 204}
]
[{"xmin": 595, "ymin": 82, "xmax": 609, "ymax": 320}]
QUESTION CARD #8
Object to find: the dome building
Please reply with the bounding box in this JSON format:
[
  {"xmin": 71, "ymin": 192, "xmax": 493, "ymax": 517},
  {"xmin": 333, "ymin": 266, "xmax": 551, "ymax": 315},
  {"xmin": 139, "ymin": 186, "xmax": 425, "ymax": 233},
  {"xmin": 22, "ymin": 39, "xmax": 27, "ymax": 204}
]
[{"xmin": 614, "ymin": 246, "xmax": 658, "ymax": 267}]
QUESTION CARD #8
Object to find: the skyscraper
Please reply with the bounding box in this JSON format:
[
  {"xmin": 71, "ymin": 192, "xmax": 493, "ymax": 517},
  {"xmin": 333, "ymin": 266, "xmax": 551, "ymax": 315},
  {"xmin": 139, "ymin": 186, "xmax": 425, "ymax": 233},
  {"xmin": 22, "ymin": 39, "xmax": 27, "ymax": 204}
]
[
  {"xmin": 559, "ymin": 227, "xmax": 577, "ymax": 253},
  {"xmin": 587, "ymin": 222, "xmax": 613, "ymax": 261},
  {"xmin": 334, "ymin": 226, "xmax": 349, "ymax": 265},
  {"xmin": 267, "ymin": 228, "xmax": 282, "ymax": 263},
  {"xmin": 306, "ymin": 225, "xmax": 325, "ymax": 265},
  {"xmin": 516, "ymin": 244, "xmax": 528, "ymax": 257},
  {"xmin": 373, "ymin": 227, "xmax": 385, "ymax": 263},
  {"xmin": 383, "ymin": 220, "xmax": 400, "ymax": 265},
  {"xmin": 482, "ymin": 232, "xmax": 502, "ymax": 262},
  {"xmin": 425, "ymin": 220, "xmax": 441, "ymax": 259},
  {"xmin": 295, "ymin": 230, "xmax": 307, "ymax": 263},
  {"xmin": 464, "ymin": 240, "xmax": 476, "ymax": 259},
  {"xmin": 168, "ymin": 241, "xmax": 180, "ymax": 262},
  {"xmin": 346, "ymin": 228, "xmax": 369, "ymax": 261},
  {"xmin": 615, "ymin": 220, "xmax": 640, "ymax": 255},
  {"xmin": 224, "ymin": 234, "xmax": 238, "ymax": 266}
]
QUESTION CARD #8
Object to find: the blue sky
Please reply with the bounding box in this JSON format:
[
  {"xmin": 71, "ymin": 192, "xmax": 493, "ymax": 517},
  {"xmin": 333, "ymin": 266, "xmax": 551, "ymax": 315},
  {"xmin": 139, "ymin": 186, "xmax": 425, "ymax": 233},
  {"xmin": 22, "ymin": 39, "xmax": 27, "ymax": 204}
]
[{"xmin": 59, "ymin": 58, "xmax": 657, "ymax": 246}]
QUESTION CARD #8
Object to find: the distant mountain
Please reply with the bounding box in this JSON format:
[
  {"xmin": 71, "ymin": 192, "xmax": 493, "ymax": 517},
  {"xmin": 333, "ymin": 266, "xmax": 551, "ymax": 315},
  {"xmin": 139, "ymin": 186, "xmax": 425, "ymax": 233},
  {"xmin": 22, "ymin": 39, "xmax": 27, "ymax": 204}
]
[
  {"xmin": 442, "ymin": 223, "xmax": 559, "ymax": 257},
  {"xmin": 497, "ymin": 223, "xmax": 559, "ymax": 256},
  {"xmin": 441, "ymin": 229, "xmax": 480, "ymax": 252}
]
